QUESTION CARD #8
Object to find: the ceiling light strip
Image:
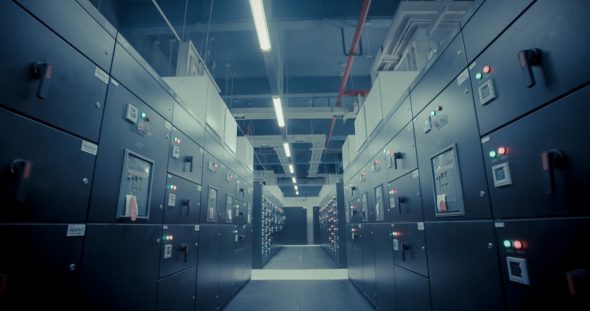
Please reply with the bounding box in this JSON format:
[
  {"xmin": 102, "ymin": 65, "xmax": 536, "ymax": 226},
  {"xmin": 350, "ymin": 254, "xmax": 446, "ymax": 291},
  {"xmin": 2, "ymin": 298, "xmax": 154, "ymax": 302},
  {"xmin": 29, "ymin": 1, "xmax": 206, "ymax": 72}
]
[{"xmin": 248, "ymin": 0, "xmax": 272, "ymax": 52}]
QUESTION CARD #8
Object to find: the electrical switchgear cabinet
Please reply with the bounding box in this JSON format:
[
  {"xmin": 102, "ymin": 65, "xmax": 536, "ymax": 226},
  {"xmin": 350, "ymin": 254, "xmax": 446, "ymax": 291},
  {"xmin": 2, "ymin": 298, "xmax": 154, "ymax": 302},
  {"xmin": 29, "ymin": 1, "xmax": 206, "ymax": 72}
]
[
  {"xmin": 0, "ymin": 224, "xmax": 84, "ymax": 309},
  {"xmin": 482, "ymin": 86, "xmax": 590, "ymax": 218},
  {"xmin": 89, "ymin": 84, "xmax": 169, "ymax": 224},
  {"xmin": 0, "ymin": 108, "xmax": 95, "ymax": 223},
  {"xmin": 156, "ymin": 267, "xmax": 197, "ymax": 311},
  {"xmin": 470, "ymin": 0, "xmax": 590, "ymax": 135},
  {"xmin": 0, "ymin": 0, "xmax": 108, "ymax": 142},
  {"xmin": 80, "ymin": 224, "xmax": 162, "ymax": 311}
]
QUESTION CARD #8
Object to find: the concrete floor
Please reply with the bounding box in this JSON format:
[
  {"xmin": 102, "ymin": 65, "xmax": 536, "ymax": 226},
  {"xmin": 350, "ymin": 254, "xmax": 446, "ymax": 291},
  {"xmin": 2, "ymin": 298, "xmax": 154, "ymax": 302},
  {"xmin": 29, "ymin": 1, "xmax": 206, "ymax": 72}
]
[{"xmin": 224, "ymin": 246, "xmax": 374, "ymax": 311}]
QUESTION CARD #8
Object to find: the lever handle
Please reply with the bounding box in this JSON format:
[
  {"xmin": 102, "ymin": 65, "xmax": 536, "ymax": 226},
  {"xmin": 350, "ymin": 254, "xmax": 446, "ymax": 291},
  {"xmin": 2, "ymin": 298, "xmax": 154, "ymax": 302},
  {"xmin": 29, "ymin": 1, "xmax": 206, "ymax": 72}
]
[
  {"xmin": 10, "ymin": 159, "xmax": 33, "ymax": 202},
  {"xmin": 183, "ymin": 199, "xmax": 191, "ymax": 216},
  {"xmin": 541, "ymin": 149, "xmax": 565, "ymax": 195},
  {"xmin": 393, "ymin": 152, "xmax": 403, "ymax": 170},
  {"xmin": 401, "ymin": 243, "xmax": 408, "ymax": 261},
  {"xmin": 179, "ymin": 243, "xmax": 189, "ymax": 262},
  {"xmin": 518, "ymin": 49, "xmax": 542, "ymax": 88},
  {"xmin": 184, "ymin": 156, "xmax": 194, "ymax": 172},
  {"xmin": 32, "ymin": 62, "xmax": 53, "ymax": 99},
  {"xmin": 397, "ymin": 196, "xmax": 406, "ymax": 215}
]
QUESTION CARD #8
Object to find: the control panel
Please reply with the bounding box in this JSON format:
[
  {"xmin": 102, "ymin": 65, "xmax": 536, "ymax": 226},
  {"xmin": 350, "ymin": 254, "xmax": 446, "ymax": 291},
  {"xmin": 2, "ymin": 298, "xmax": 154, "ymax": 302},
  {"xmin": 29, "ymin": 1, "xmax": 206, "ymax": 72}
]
[
  {"xmin": 117, "ymin": 150, "xmax": 154, "ymax": 221},
  {"xmin": 431, "ymin": 145, "xmax": 464, "ymax": 217}
]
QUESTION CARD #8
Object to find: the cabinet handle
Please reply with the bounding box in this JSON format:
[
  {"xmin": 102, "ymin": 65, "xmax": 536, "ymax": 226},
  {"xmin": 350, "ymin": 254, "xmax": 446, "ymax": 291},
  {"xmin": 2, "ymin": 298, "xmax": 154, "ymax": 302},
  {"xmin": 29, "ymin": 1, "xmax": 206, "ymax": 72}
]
[
  {"xmin": 541, "ymin": 149, "xmax": 565, "ymax": 195},
  {"xmin": 10, "ymin": 159, "xmax": 33, "ymax": 202},
  {"xmin": 517, "ymin": 49, "xmax": 542, "ymax": 88},
  {"xmin": 32, "ymin": 62, "xmax": 53, "ymax": 99}
]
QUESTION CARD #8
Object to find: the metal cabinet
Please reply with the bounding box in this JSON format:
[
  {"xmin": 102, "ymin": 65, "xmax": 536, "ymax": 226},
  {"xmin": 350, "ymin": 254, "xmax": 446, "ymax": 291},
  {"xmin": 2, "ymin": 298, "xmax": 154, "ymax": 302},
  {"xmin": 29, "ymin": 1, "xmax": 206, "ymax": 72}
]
[
  {"xmin": 425, "ymin": 221, "xmax": 503, "ymax": 311},
  {"xmin": 0, "ymin": 109, "xmax": 95, "ymax": 223},
  {"xmin": 164, "ymin": 174, "xmax": 201, "ymax": 224},
  {"xmin": 495, "ymin": 218, "xmax": 590, "ymax": 311},
  {"xmin": 157, "ymin": 267, "xmax": 197, "ymax": 311},
  {"xmin": 0, "ymin": 224, "xmax": 84, "ymax": 309},
  {"xmin": 469, "ymin": 0, "xmax": 590, "ymax": 135},
  {"xmin": 392, "ymin": 222, "xmax": 428, "ymax": 277},
  {"xmin": 159, "ymin": 225, "xmax": 199, "ymax": 278},
  {"xmin": 80, "ymin": 224, "xmax": 161, "ymax": 311},
  {"xmin": 89, "ymin": 84, "xmax": 170, "ymax": 224},
  {"xmin": 387, "ymin": 170, "xmax": 423, "ymax": 223},
  {"xmin": 168, "ymin": 127, "xmax": 204, "ymax": 185},
  {"xmin": 395, "ymin": 266, "xmax": 431, "ymax": 311},
  {"xmin": 0, "ymin": 0, "xmax": 108, "ymax": 142},
  {"xmin": 482, "ymin": 86, "xmax": 590, "ymax": 218},
  {"xmin": 414, "ymin": 79, "xmax": 491, "ymax": 221}
]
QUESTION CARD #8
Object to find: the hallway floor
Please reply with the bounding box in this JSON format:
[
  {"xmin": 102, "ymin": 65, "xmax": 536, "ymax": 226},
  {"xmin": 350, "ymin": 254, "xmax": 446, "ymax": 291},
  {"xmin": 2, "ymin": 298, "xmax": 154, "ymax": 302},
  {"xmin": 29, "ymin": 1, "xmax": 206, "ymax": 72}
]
[{"xmin": 224, "ymin": 245, "xmax": 374, "ymax": 311}]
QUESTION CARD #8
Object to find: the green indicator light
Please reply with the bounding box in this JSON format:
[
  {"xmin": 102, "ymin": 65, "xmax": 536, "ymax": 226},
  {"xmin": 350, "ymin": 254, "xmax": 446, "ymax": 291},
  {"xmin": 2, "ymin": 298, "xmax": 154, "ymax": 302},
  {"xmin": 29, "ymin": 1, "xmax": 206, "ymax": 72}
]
[
  {"xmin": 503, "ymin": 240, "xmax": 511, "ymax": 248},
  {"xmin": 489, "ymin": 150, "xmax": 497, "ymax": 158},
  {"xmin": 476, "ymin": 73, "xmax": 483, "ymax": 80},
  {"xmin": 141, "ymin": 112, "xmax": 147, "ymax": 119},
  {"xmin": 430, "ymin": 111, "xmax": 436, "ymax": 116}
]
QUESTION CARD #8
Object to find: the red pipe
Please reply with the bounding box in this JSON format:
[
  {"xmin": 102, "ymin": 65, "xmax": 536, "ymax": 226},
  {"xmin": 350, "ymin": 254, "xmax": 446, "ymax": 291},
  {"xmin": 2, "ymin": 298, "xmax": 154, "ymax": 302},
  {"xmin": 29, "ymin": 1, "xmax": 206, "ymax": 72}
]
[{"xmin": 325, "ymin": 0, "xmax": 372, "ymax": 147}]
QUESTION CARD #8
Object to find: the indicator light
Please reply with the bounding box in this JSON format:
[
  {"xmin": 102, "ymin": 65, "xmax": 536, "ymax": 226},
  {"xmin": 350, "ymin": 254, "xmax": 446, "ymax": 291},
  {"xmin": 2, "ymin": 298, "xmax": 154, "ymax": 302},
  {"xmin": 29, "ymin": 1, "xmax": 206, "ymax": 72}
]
[
  {"xmin": 173, "ymin": 185, "xmax": 177, "ymax": 191},
  {"xmin": 430, "ymin": 111, "xmax": 436, "ymax": 116},
  {"xmin": 513, "ymin": 240, "xmax": 523, "ymax": 249},
  {"xmin": 482, "ymin": 65, "xmax": 492, "ymax": 74},
  {"xmin": 498, "ymin": 146, "xmax": 507, "ymax": 156},
  {"xmin": 503, "ymin": 240, "xmax": 511, "ymax": 248},
  {"xmin": 475, "ymin": 73, "xmax": 483, "ymax": 80},
  {"xmin": 170, "ymin": 235, "xmax": 174, "ymax": 241},
  {"xmin": 141, "ymin": 112, "xmax": 147, "ymax": 119},
  {"xmin": 489, "ymin": 150, "xmax": 497, "ymax": 158}
]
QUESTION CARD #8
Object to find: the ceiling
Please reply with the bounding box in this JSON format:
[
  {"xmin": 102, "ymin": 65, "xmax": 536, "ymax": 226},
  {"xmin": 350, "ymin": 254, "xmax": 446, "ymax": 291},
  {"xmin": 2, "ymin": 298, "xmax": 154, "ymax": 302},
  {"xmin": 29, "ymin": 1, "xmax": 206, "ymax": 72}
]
[{"xmin": 89, "ymin": 0, "xmax": 469, "ymax": 197}]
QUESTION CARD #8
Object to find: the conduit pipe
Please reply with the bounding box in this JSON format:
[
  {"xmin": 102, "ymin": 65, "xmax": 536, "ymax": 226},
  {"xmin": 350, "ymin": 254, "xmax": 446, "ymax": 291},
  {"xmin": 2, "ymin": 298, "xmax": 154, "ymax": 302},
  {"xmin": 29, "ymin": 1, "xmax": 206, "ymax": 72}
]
[{"xmin": 325, "ymin": 0, "xmax": 372, "ymax": 148}]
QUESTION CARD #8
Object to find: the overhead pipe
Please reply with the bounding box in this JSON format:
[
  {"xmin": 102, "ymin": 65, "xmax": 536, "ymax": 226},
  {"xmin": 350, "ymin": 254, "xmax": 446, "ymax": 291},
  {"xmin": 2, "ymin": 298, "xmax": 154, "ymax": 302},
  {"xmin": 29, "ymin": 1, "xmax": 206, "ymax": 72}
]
[{"xmin": 325, "ymin": 0, "xmax": 372, "ymax": 147}]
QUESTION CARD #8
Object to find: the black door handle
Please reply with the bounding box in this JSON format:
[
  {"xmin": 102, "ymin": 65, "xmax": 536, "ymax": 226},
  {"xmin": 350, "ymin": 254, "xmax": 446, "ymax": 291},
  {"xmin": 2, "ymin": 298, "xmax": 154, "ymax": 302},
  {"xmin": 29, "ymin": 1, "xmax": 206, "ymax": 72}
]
[
  {"xmin": 393, "ymin": 152, "xmax": 403, "ymax": 170},
  {"xmin": 10, "ymin": 159, "xmax": 33, "ymax": 202},
  {"xmin": 183, "ymin": 199, "xmax": 191, "ymax": 216},
  {"xmin": 183, "ymin": 156, "xmax": 194, "ymax": 172},
  {"xmin": 518, "ymin": 49, "xmax": 542, "ymax": 88},
  {"xmin": 401, "ymin": 243, "xmax": 409, "ymax": 262},
  {"xmin": 32, "ymin": 62, "xmax": 53, "ymax": 100},
  {"xmin": 179, "ymin": 243, "xmax": 189, "ymax": 262},
  {"xmin": 541, "ymin": 149, "xmax": 565, "ymax": 195},
  {"xmin": 397, "ymin": 196, "xmax": 406, "ymax": 215}
]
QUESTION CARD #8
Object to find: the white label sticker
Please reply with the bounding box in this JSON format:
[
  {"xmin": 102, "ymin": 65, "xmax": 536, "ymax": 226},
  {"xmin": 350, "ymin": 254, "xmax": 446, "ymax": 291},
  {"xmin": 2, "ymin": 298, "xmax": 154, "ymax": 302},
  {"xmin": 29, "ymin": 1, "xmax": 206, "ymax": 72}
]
[
  {"xmin": 469, "ymin": 62, "xmax": 477, "ymax": 71},
  {"xmin": 172, "ymin": 146, "xmax": 181, "ymax": 159},
  {"xmin": 197, "ymin": 185, "xmax": 202, "ymax": 191},
  {"xmin": 417, "ymin": 222, "xmax": 425, "ymax": 230},
  {"xmin": 195, "ymin": 225, "xmax": 200, "ymax": 231},
  {"xmin": 94, "ymin": 67, "xmax": 109, "ymax": 84},
  {"xmin": 481, "ymin": 136, "xmax": 491, "ymax": 144},
  {"xmin": 457, "ymin": 69, "xmax": 470, "ymax": 86},
  {"xmin": 66, "ymin": 224, "xmax": 86, "ymax": 237},
  {"xmin": 111, "ymin": 79, "xmax": 119, "ymax": 87},
  {"xmin": 168, "ymin": 193, "xmax": 176, "ymax": 207},
  {"xmin": 234, "ymin": 234, "xmax": 239, "ymax": 243},
  {"xmin": 126, "ymin": 104, "xmax": 139, "ymax": 124},
  {"xmin": 81, "ymin": 140, "xmax": 98, "ymax": 155},
  {"xmin": 165, "ymin": 121, "xmax": 172, "ymax": 130},
  {"xmin": 412, "ymin": 170, "xmax": 419, "ymax": 178},
  {"xmin": 495, "ymin": 222, "xmax": 505, "ymax": 228},
  {"xmin": 163, "ymin": 225, "xmax": 168, "ymax": 230}
]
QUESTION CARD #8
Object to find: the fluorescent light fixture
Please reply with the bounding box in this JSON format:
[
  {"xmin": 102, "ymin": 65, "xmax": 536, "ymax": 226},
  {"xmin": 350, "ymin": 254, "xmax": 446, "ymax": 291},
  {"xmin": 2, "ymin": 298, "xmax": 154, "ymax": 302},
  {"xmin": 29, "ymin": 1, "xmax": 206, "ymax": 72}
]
[
  {"xmin": 288, "ymin": 164, "xmax": 294, "ymax": 174},
  {"xmin": 283, "ymin": 142, "xmax": 291, "ymax": 157},
  {"xmin": 294, "ymin": 185, "xmax": 298, "ymax": 191},
  {"xmin": 273, "ymin": 96, "xmax": 285, "ymax": 128},
  {"xmin": 292, "ymin": 177, "xmax": 297, "ymax": 184},
  {"xmin": 248, "ymin": 0, "xmax": 272, "ymax": 52}
]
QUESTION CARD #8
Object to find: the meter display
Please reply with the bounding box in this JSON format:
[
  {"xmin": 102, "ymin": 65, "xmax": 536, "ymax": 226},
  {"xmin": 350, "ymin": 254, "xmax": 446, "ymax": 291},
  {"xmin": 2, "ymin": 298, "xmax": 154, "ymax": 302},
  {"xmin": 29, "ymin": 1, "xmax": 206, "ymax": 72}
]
[{"xmin": 117, "ymin": 150, "xmax": 154, "ymax": 221}]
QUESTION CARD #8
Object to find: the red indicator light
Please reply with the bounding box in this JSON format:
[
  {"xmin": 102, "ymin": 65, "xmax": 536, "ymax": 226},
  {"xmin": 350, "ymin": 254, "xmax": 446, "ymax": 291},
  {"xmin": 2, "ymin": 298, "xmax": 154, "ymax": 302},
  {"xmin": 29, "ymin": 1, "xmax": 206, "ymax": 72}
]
[
  {"xmin": 498, "ymin": 146, "xmax": 507, "ymax": 156},
  {"xmin": 169, "ymin": 235, "xmax": 174, "ymax": 241},
  {"xmin": 483, "ymin": 65, "xmax": 492, "ymax": 74},
  {"xmin": 513, "ymin": 240, "xmax": 523, "ymax": 249}
]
